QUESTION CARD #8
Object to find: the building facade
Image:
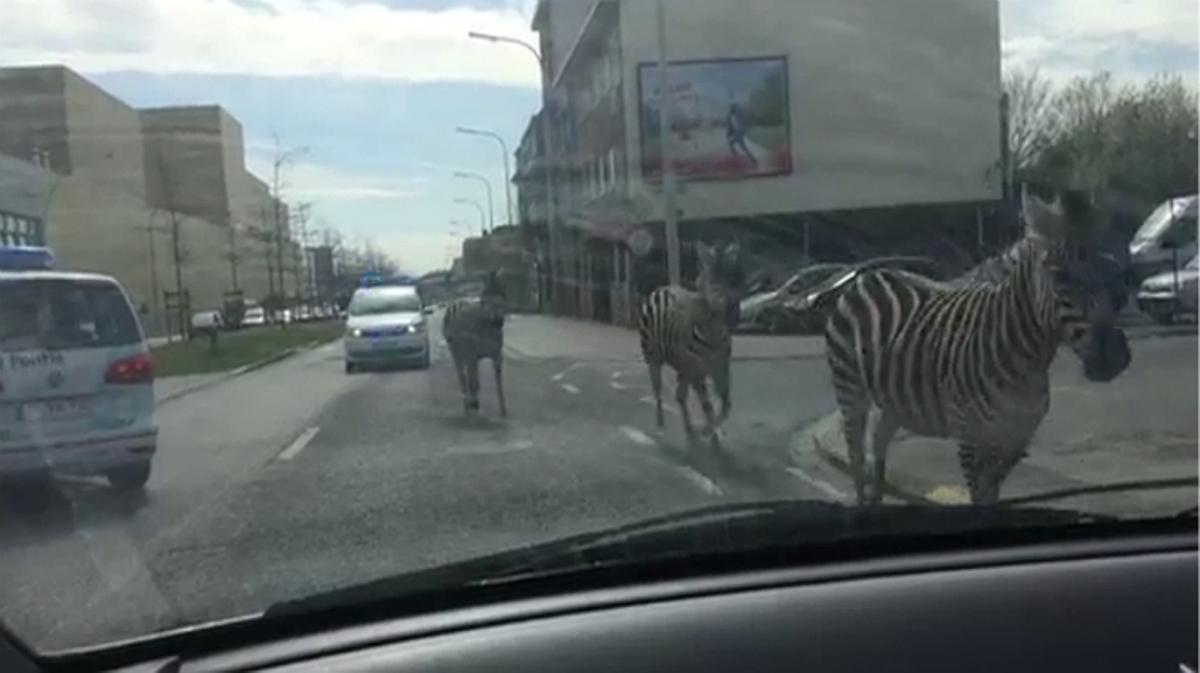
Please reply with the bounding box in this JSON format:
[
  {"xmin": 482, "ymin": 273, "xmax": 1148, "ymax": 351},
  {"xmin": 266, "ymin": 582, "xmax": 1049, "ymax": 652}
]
[
  {"xmin": 517, "ymin": 0, "xmax": 1005, "ymax": 323},
  {"xmin": 0, "ymin": 66, "xmax": 296, "ymax": 335}
]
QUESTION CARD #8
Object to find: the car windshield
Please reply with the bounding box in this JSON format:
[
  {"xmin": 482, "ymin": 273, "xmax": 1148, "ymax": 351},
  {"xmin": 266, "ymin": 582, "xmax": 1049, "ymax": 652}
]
[
  {"xmin": 0, "ymin": 0, "xmax": 1196, "ymax": 657},
  {"xmin": 348, "ymin": 291, "xmax": 422, "ymax": 316},
  {"xmin": 0, "ymin": 279, "xmax": 140, "ymax": 352}
]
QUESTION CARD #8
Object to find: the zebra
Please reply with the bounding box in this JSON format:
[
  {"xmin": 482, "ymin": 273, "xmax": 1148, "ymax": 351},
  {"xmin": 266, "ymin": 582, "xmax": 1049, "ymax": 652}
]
[
  {"xmin": 638, "ymin": 241, "xmax": 742, "ymax": 447},
  {"xmin": 443, "ymin": 271, "xmax": 507, "ymax": 418},
  {"xmin": 816, "ymin": 188, "xmax": 1131, "ymax": 505}
]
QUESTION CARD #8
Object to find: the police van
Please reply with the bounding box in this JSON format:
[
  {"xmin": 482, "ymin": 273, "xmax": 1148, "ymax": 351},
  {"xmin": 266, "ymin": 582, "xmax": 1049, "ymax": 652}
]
[{"xmin": 0, "ymin": 246, "xmax": 157, "ymax": 491}]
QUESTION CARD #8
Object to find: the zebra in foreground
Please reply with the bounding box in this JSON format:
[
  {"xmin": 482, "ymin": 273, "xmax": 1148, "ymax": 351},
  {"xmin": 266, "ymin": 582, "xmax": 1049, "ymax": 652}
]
[
  {"xmin": 639, "ymin": 241, "xmax": 742, "ymax": 448},
  {"xmin": 817, "ymin": 188, "xmax": 1131, "ymax": 504},
  {"xmin": 443, "ymin": 271, "xmax": 507, "ymax": 418}
]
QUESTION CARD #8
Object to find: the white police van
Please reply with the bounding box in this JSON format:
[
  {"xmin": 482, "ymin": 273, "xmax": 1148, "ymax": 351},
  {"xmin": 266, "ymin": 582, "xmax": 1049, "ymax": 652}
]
[{"xmin": 0, "ymin": 246, "xmax": 157, "ymax": 491}]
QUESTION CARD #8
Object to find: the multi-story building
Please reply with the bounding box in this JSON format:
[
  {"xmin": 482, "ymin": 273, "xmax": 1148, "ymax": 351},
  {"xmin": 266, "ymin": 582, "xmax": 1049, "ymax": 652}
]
[
  {"xmin": 0, "ymin": 65, "xmax": 290, "ymax": 334},
  {"xmin": 0, "ymin": 154, "xmax": 53, "ymax": 247},
  {"xmin": 517, "ymin": 0, "xmax": 1004, "ymax": 323}
]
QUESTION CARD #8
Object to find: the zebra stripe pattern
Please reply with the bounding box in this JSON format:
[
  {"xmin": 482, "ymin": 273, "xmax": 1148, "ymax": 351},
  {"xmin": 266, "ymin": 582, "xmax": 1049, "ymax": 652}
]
[
  {"xmin": 638, "ymin": 242, "xmax": 740, "ymax": 447},
  {"xmin": 443, "ymin": 272, "xmax": 507, "ymax": 417},
  {"xmin": 822, "ymin": 190, "xmax": 1131, "ymax": 504}
]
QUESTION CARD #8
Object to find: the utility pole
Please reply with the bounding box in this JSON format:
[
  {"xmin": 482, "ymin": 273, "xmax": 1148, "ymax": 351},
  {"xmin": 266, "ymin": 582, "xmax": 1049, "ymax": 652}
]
[
  {"xmin": 271, "ymin": 138, "xmax": 306, "ymax": 325},
  {"xmin": 657, "ymin": 0, "xmax": 680, "ymax": 287},
  {"xmin": 140, "ymin": 214, "xmax": 165, "ymax": 337},
  {"xmin": 227, "ymin": 211, "xmax": 240, "ymax": 292},
  {"xmin": 155, "ymin": 151, "xmax": 188, "ymax": 339}
]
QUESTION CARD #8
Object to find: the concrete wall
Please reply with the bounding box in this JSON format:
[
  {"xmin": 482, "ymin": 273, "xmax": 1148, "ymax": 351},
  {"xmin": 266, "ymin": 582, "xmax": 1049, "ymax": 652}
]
[
  {"xmin": 0, "ymin": 153, "xmax": 54, "ymax": 221},
  {"xmin": 140, "ymin": 106, "xmax": 230, "ymax": 222},
  {"xmin": 61, "ymin": 68, "xmax": 147, "ymax": 199},
  {"xmin": 617, "ymin": 0, "xmax": 1002, "ymax": 219},
  {"xmin": 0, "ymin": 67, "xmax": 71, "ymax": 173}
]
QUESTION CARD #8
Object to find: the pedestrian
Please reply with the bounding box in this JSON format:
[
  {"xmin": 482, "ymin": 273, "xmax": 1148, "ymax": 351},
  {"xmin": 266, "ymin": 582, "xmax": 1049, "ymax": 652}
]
[{"xmin": 725, "ymin": 103, "xmax": 758, "ymax": 169}]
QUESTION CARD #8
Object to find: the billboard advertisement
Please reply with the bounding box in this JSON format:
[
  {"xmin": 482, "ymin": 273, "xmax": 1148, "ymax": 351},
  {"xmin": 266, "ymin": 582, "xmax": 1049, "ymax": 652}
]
[{"xmin": 638, "ymin": 56, "xmax": 791, "ymax": 182}]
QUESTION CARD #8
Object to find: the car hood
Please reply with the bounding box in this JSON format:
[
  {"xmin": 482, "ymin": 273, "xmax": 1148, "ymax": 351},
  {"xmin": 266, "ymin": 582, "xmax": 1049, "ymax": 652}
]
[
  {"xmin": 346, "ymin": 312, "xmax": 423, "ymax": 330},
  {"xmin": 740, "ymin": 291, "xmax": 780, "ymax": 315},
  {"xmin": 1140, "ymin": 267, "xmax": 1200, "ymax": 290}
]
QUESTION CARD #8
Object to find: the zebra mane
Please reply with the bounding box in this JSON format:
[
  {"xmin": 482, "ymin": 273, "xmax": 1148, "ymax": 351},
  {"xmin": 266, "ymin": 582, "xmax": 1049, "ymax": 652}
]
[{"xmin": 948, "ymin": 240, "xmax": 1025, "ymax": 289}]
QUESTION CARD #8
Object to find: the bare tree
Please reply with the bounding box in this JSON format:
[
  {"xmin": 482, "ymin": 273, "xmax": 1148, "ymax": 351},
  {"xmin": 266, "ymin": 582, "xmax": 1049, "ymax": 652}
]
[
  {"xmin": 152, "ymin": 149, "xmax": 191, "ymax": 339},
  {"xmin": 1004, "ymin": 67, "xmax": 1058, "ymax": 179}
]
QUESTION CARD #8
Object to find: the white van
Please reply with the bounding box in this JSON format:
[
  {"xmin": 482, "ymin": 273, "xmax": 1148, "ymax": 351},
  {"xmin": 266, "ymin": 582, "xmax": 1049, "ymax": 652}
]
[
  {"xmin": 0, "ymin": 259, "xmax": 157, "ymax": 491},
  {"xmin": 343, "ymin": 285, "xmax": 430, "ymax": 372},
  {"xmin": 1129, "ymin": 195, "xmax": 1198, "ymax": 280}
]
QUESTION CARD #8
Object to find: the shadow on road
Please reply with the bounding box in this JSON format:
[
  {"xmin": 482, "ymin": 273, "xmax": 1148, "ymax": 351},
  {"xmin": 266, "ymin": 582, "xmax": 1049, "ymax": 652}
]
[{"xmin": 0, "ymin": 476, "xmax": 149, "ymax": 547}]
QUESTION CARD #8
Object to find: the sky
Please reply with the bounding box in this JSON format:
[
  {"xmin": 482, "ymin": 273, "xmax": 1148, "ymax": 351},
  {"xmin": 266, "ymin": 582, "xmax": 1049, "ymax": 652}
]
[{"xmin": 3, "ymin": 0, "xmax": 1196, "ymax": 273}]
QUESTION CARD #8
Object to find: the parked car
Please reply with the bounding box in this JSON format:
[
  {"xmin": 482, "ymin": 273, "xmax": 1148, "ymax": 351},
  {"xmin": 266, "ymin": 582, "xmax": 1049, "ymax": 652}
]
[
  {"xmin": 0, "ymin": 246, "xmax": 157, "ymax": 491},
  {"xmin": 242, "ymin": 305, "xmax": 266, "ymax": 327},
  {"xmin": 1136, "ymin": 255, "xmax": 1199, "ymax": 324},
  {"xmin": 189, "ymin": 310, "xmax": 223, "ymax": 336},
  {"xmin": 344, "ymin": 285, "xmax": 430, "ymax": 372},
  {"xmin": 784, "ymin": 256, "xmax": 951, "ymax": 333},
  {"xmin": 1129, "ymin": 195, "xmax": 1198, "ymax": 282},
  {"xmin": 738, "ymin": 263, "xmax": 848, "ymax": 333}
]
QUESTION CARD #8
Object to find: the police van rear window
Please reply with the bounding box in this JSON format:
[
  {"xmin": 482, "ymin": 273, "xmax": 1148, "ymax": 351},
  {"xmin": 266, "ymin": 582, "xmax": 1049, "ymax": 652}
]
[{"xmin": 0, "ymin": 279, "xmax": 140, "ymax": 352}]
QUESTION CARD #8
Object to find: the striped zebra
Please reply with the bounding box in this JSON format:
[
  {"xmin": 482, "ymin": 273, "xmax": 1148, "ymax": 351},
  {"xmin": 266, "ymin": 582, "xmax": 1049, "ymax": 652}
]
[
  {"xmin": 818, "ymin": 188, "xmax": 1131, "ymax": 504},
  {"xmin": 639, "ymin": 241, "xmax": 742, "ymax": 447},
  {"xmin": 443, "ymin": 271, "xmax": 507, "ymax": 418}
]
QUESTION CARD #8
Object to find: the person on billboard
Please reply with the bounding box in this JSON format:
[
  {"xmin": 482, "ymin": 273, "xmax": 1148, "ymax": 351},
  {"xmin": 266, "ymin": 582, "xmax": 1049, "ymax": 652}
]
[{"xmin": 725, "ymin": 103, "xmax": 758, "ymax": 170}]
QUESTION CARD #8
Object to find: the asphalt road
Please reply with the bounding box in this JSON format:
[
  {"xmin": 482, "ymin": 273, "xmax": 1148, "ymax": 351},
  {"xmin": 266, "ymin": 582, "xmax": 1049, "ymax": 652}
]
[{"xmin": 0, "ymin": 316, "xmax": 1195, "ymax": 651}]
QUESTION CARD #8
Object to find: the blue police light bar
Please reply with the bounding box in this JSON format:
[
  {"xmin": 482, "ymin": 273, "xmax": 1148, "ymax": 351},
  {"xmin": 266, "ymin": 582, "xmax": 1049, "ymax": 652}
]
[{"xmin": 0, "ymin": 246, "xmax": 55, "ymax": 271}]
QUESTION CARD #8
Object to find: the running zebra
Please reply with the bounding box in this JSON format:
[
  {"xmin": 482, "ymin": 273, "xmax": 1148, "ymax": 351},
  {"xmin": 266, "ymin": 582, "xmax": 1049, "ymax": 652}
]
[
  {"xmin": 639, "ymin": 241, "xmax": 742, "ymax": 447},
  {"xmin": 818, "ymin": 188, "xmax": 1131, "ymax": 504},
  {"xmin": 444, "ymin": 271, "xmax": 507, "ymax": 418}
]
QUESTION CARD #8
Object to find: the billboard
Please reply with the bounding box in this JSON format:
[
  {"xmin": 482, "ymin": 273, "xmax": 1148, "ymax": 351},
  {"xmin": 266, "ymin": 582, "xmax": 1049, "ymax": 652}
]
[{"xmin": 638, "ymin": 56, "xmax": 791, "ymax": 182}]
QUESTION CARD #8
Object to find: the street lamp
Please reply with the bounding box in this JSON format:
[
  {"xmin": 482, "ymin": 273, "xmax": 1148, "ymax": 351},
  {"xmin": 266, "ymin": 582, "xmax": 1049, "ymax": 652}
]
[
  {"xmin": 457, "ymin": 126, "xmax": 513, "ymax": 228},
  {"xmin": 453, "ymin": 170, "xmax": 494, "ymax": 233},
  {"xmin": 467, "ymin": 31, "xmax": 542, "ymax": 66},
  {"xmin": 453, "ymin": 197, "xmax": 486, "ymax": 236}
]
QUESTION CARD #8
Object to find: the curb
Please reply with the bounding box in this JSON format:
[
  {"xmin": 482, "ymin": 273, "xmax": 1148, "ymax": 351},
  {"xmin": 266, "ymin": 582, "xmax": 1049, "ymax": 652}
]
[
  {"xmin": 788, "ymin": 411, "xmax": 939, "ymax": 505},
  {"xmin": 155, "ymin": 346, "xmax": 306, "ymax": 407}
]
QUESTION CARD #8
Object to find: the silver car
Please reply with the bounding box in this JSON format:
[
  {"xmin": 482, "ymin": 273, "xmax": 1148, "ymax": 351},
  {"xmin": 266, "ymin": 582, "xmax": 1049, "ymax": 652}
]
[
  {"xmin": 1137, "ymin": 255, "xmax": 1198, "ymax": 324},
  {"xmin": 343, "ymin": 285, "xmax": 430, "ymax": 372}
]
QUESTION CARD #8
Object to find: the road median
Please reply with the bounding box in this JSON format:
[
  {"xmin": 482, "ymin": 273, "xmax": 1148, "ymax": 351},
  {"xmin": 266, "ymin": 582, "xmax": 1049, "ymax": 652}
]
[{"xmin": 153, "ymin": 323, "xmax": 342, "ymax": 405}]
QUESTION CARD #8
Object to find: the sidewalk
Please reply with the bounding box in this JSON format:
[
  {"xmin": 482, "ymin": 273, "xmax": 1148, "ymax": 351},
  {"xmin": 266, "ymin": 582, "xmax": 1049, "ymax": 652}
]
[
  {"xmin": 503, "ymin": 314, "xmax": 826, "ymax": 362},
  {"xmin": 155, "ymin": 373, "xmax": 223, "ymax": 405},
  {"xmin": 791, "ymin": 333, "xmax": 1198, "ymax": 515}
]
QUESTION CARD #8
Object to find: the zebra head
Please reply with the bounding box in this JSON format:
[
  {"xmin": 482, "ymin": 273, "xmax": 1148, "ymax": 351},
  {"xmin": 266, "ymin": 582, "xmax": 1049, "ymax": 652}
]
[
  {"xmin": 1022, "ymin": 187, "xmax": 1131, "ymax": 383},
  {"xmin": 696, "ymin": 240, "xmax": 745, "ymax": 328},
  {"xmin": 480, "ymin": 270, "xmax": 507, "ymax": 326}
]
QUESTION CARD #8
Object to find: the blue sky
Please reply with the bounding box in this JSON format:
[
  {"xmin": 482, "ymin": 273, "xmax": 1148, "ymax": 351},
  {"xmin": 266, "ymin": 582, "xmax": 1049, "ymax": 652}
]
[{"xmin": 4, "ymin": 0, "xmax": 1196, "ymax": 272}]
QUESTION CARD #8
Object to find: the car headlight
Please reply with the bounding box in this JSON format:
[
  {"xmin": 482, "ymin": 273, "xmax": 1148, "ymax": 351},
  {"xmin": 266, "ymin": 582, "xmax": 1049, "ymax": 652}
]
[
  {"xmin": 348, "ymin": 328, "xmax": 363, "ymax": 338},
  {"xmin": 409, "ymin": 322, "xmax": 426, "ymax": 334}
]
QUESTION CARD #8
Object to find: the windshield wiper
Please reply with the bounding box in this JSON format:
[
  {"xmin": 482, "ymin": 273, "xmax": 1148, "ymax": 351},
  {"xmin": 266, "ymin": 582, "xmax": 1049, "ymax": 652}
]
[{"xmin": 265, "ymin": 499, "xmax": 1112, "ymax": 618}]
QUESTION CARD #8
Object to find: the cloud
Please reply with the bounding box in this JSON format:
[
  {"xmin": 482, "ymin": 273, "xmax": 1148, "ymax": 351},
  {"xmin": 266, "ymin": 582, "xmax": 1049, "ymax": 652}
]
[
  {"xmin": 2, "ymin": 0, "xmax": 541, "ymax": 86},
  {"xmin": 244, "ymin": 151, "xmax": 429, "ymax": 202},
  {"xmin": 1001, "ymin": 0, "xmax": 1198, "ymax": 86}
]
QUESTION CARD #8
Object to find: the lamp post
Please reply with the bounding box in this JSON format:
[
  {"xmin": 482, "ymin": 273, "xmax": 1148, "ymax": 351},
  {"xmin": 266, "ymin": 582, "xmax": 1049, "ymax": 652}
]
[
  {"xmin": 457, "ymin": 126, "xmax": 513, "ymax": 228},
  {"xmin": 453, "ymin": 171, "xmax": 494, "ymax": 233},
  {"xmin": 453, "ymin": 197, "xmax": 486, "ymax": 236},
  {"xmin": 656, "ymin": 0, "xmax": 680, "ymax": 287},
  {"xmin": 467, "ymin": 29, "xmax": 558, "ymax": 313}
]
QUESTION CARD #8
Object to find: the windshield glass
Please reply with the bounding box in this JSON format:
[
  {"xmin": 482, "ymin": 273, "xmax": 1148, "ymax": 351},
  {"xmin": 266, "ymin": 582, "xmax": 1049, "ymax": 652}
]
[
  {"xmin": 348, "ymin": 290, "xmax": 422, "ymax": 316},
  {"xmin": 0, "ymin": 0, "xmax": 1196, "ymax": 656}
]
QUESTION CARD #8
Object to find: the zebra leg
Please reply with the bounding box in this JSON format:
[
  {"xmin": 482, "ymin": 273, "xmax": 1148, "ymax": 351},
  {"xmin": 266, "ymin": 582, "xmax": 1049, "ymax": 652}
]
[
  {"xmin": 868, "ymin": 411, "xmax": 900, "ymax": 504},
  {"xmin": 466, "ymin": 357, "xmax": 481, "ymax": 413},
  {"xmin": 493, "ymin": 356, "xmax": 508, "ymax": 418},
  {"xmin": 694, "ymin": 377, "xmax": 721, "ymax": 450},
  {"xmin": 451, "ymin": 351, "xmax": 471, "ymax": 413},
  {"xmin": 959, "ymin": 444, "xmax": 1023, "ymax": 505},
  {"xmin": 675, "ymin": 371, "xmax": 697, "ymax": 441},
  {"xmin": 713, "ymin": 354, "xmax": 732, "ymax": 425},
  {"xmin": 648, "ymin": 361, "xmax": 665, "ymax": 429}
]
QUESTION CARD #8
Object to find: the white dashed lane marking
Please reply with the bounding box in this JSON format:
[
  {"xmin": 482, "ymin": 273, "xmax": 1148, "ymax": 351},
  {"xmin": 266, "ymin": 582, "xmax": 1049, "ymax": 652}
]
[
  {"xmin": 676, "ymin": 466, "xmax": 724, "ymax": 496},
  {"xmin": 785, "ymin": 467, "xmax": 848, "ymax": 502},
  {"xmin": 560, "ymin": 383, "xmax": 581, "ymax": 395},
  {"xmin": 277, "ymin": 426, "xmax": 321, "ymax": 461},
  {"xmin": 609, "ymin": 381, "xmax": 630, "ymax": 391},
  {"xmin": 619, "ymin": 425, "xmax": 656, "ymax": 447},
  {"xmin": 639, "ymin": 395, "xmax": 679, "ymax": 415}
]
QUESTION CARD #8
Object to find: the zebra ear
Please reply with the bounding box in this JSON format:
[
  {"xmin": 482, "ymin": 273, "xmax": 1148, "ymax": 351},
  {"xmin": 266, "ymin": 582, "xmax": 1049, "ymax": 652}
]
[{"xmin": 1022, "ymin": 187, "xmax": 1067, "ymax": 241}]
